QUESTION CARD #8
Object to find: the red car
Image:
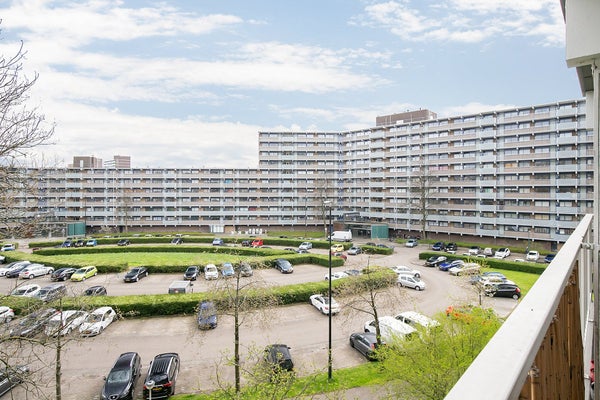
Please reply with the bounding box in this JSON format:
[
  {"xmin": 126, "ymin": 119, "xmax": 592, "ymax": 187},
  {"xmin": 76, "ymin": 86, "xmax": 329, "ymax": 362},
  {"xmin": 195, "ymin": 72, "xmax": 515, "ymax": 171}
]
[{"xmin": 251, "ymin": 238, "xmax": 263, "ymax": 247}]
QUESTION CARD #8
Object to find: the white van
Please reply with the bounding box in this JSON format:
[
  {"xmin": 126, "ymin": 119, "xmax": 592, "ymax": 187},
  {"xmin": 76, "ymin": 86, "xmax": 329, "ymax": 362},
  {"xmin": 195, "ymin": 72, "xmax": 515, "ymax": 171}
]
[
  {"xmin": 364, "ymin": 315, "xmax": 416, "ymax": 341},
  {"xmin": 329, "ymin": 230, "xmax": 352, "ymax": 242}
]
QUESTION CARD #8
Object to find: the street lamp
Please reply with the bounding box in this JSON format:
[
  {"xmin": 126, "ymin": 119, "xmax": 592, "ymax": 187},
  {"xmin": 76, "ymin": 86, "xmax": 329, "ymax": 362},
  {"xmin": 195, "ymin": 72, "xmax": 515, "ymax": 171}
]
[
  {"xmin": 323, "ymin": 200, "xmax": 333, "ymax": 380},
  {"xmin": 146, "ymin": 379, "xmax": 155, "ymax": 400}
]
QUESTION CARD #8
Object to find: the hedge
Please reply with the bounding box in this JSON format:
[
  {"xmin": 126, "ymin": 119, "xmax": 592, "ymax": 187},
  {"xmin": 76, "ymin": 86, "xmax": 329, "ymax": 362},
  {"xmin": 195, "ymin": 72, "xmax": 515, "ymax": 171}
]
[{"xmin": 418, "ymin": 251, "xmax": 547, "ymax": 275}]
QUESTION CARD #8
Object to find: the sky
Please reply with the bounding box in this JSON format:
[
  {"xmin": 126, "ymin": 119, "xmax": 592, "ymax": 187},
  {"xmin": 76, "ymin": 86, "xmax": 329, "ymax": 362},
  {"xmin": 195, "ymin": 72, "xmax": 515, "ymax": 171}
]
[{"xmin": 0, "ymin": 0, "xmax": 582, "ymax": 168}]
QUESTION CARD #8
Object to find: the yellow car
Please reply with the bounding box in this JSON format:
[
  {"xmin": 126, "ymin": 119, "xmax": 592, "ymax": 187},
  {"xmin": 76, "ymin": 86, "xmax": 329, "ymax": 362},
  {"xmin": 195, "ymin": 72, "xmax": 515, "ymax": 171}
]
[
  {"xmin": 330, "ymin": 244, "xmax": 344, "ymax": 252},
  {"xmin": 70, "ymin": 266, "xmax": 98, "ymax": 282}
]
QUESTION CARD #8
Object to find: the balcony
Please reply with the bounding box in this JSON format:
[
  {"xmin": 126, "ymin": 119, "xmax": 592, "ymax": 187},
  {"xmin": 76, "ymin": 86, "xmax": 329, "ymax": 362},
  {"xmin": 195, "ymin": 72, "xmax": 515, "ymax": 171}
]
[{"xmin": 445, "ymin": 214, "xmax": 594, "ymax": 399}]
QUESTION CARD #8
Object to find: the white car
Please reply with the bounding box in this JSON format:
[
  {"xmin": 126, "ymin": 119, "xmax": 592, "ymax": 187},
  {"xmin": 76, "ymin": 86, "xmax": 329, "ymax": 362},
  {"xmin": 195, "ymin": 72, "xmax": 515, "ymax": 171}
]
[
  {"xmin": 0, "ymin": 243, "xmax": 16, "ymax": 251},
  {"xmin": 309, "ymin": 294, "xmax": 341, "ymax": 315},
  {"xmin": 325, "ymin": 271, "xmax": 349, "ymax": 281},
  {"xmin": 397, "ymin": 274, "xmax": 426, "ymax": 290},
  {"xmin": 405, "ymin": 239, "xmax": 418, "ymax": 248},
  {"xmin": 204, "ymin": 264, "xmax": 219, "ymax": 280},
  {"xmin": 449, "ymin": 262, "xmax": 481, "ymax": 276},
  {"xmin": 0, "ymin": 306, "xmax": 15, "ymax": 323},
  {"xmin": 347, "ymin": 246, "xmax": 362, "ymax": 255},
  {"xmin": 10, "ymin": 283, "xmax": 41, "ymax": 297},
  {"xmin": 494, "ymin": 248, "xmax": 511, "ymax": 259},
  {"xmin": 395, "ymin": 311, "xmax": 439, "ymax": 329},
  {"xmin": 18, "ymin": 263, "xmax": 54, "ymax": 279},
  {"xmin": 299, "ymin": 242, "xmax": 313, "ymax": 250},
  {"xmin": 526, "ymin": 251, "xmax": 540, "ymax": 261},
  {"xmin": 389, "ymin": 265, "xmax": 420, "ymax": 278},
  {"xmin": 45, "ymin": 310, "xmax": 89, "ymax": 336},
  {"xmin": 0, "ymin": 261, "xmax": 30, "ymax": 277},
  {"xmin": 79, "ymin": 306, "xmax": 116, "ymax": 337}
]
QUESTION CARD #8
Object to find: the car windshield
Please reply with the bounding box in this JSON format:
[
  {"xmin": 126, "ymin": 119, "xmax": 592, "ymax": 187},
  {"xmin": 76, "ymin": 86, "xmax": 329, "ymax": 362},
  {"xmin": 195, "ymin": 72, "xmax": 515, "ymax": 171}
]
[
  {"xmin": 107, "ymin": 369, "xmax": 131, "ymax": 384},
  {"xmin": 130, "ymin": 268, "xmax": 140, "ymax": 274},
  {"xmin": 11, "ymin": 288, "xmax": 29, "ymax": 295},
  {"xmin": 75, "ymin": 268, "xmax": 86, "ymax": 274},
  {"xmin": 86, "ymin": 313, "xmax": 104, "ymax": 323},
  {"xmin": 186, "ymin": 267, "xmax": 196, "ymax": 273}
]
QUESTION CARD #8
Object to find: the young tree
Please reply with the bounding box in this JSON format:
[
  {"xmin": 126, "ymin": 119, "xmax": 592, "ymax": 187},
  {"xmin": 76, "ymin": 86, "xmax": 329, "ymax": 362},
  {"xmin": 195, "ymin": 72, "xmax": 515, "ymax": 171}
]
[
  {"xmin": 379, "ymin": 306, "xmax": 501, "ymax": 400},
  {"xmin": 410, "ymin": 161, "xmax": 433, "ymax": 240}
]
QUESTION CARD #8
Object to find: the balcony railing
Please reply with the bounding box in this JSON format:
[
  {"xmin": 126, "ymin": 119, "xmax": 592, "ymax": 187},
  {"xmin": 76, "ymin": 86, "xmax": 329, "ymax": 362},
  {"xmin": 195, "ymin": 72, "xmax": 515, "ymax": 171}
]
[{"xmin": 445, "ymin": 213, "xmax": 594, "ymax": 399}]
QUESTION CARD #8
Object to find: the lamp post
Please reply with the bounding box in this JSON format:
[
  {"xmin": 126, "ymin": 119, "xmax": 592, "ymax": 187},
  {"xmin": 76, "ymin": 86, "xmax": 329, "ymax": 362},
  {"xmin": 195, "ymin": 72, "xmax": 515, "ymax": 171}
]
[
  {"xmin": 146, "ymin": 380, "xmax": 155, "ymax": 400},
  {"xmin": 324, "ymin": 200, "xmax": 333, "ymax": 380}
]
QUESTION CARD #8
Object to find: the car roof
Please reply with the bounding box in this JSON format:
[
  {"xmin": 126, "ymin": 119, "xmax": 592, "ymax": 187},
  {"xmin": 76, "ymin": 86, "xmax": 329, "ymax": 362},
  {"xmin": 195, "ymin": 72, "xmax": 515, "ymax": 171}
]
[
  {"xmin": 92, "ymin": 306, "xmax": 113, "ymax": 314},
  {"xmin": 113, "ymin": 352, "xmax": 139, "ymax": 369}
]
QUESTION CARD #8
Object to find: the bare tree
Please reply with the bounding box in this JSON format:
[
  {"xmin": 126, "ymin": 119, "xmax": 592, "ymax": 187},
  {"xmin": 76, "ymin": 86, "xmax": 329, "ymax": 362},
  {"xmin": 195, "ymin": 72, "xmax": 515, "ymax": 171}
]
[{"xmin": 410, "ymin": 160, "xmax": 433, "ymax": 240}]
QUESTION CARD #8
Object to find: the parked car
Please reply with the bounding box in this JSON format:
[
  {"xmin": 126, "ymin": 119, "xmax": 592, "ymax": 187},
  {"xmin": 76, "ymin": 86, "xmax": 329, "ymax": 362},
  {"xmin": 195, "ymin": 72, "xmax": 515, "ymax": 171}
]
[
  {"xmin": 9, "ymin": 308, "xmax": 58, "ymax": 337},
  {"xmin": 79, "ymin": 306, "xmax": 116, "ymax": 336},
  {"xmin": 349, "ymin": 332, "xmax": 382, "ymax": 360},
  {"xmin": 274, "ymin": 259, "xmax": 293, "ymax": 274},
  {"xmin": 204, "ymin": 264, "xmax": 219, "ymax": 280},
  {"xmin": 0, "ymin": 365, "xmax": 29, "ymax": 398},
  {"xmin": 221, "ymin": 262, "xmax": 235, "ymax": 278},
  {"xmin": 397, "ymin": 274, "xmax": 426, "ymax": 290},
  {"xmin": 86, "ymin": 239, "xmax": 98, "ymax": 247},
  {"xmin": 468, "ymin": 246, "xmax": 481, "ymax": 256},
  {"xmin": 425, "ymin": 255, "xmax": 447, "ymax": 267},
  {"xmin": 84, "ymin": 285, "xmax": 107, "ymax": 296},
  {"xmin": 60, "ymin": 240, "xmax": 72, "ymax": 248},
  {"xmin": 526, "ymin": 250, "xmax": 540, "ymax": 261},
  {"xmin": 0, "ymin": 306, "xmax": 15, "ymax": 323},
  {"xmin": 389, "ymin": 265, "xmax": 420, "ymax": 278},
  {"xmin": 70, "ymin": 266, "xmax": 98, "ymax": 282},
  {"xmin": 299, "ymin": 242, "xmax": 313, "ymax": 250},
  {"xmin": 0, "ymin": 261, "xmax": 31, "ymax": 277},
  {"xmin": 449, "ymin": 262, "xmax": 481, "ymax": 276},
  {"xmin": 143, "ymin": 353, "xmax": 180, "ymax": 399},
  {"xmin": 484, "ymin": 282, "xmax": 522, "ymax": 300},
  {"xmin": 309, "ymin": 294, "xmax": 341, "ymax": 315},
  {"xmin": 240, "ymin": 262, "xmax": 253, "ymax": 277},
  {"xmin": 344, "ymin": 269, "xmax": 361, "ymax": 276},
  {"xmin": 10, "ymin": 283, "xmax": 41, "ymax": 297},
  {"xmin": 123, "ymin": 267, "xmax": 148, "ymax": 282},
  {"xmin": 347, "ymin": 246, "xmax": 362, "ymax": 255},
  {"xmin": 251, "ymin": 238, "xmax": 263, "ymax": 247},
  {"xmin": 405, "ymin": 238, "xmax": 418, "ymax": 248},
  {"xmin": 241, "ymin": 240, "xmax": 251, "ymax": 247},
  {"xmin": 117, "ymin": 239, "xmax": 130, "ymax": 246},
  {"xmin": 74, "ymin": 239, "xmax": 85, "ymax": 247},
  {"xmin": 33, "ymin": 283, "xmax": 67, "ymax": 302},
  {"xmin": 333, "ymin": 251, "xmax": 347, "ymax": 260},
  {"xmin": 364, "ymin": 316, "xmax": 416, "ymax": 341},
  {"xmin": 101, "ymin": 352, "xmax": 141, "ymax": 400},
  {"xmin": 264, "ymin": 344, "xmax": 294, "ymax": 372},
  {"xmin": 19, "ymin": 263, "xmax": 54, "ymax": 279},
  {"xmin": 330, "ymin": 244, "xmax": 344, "ymax": 252},
  {"xmin": 438, "ymin": 259, "xmax": 464, "ymax": 272},
  {"xmin": 395, "ymin": 311, "xmax": 439, "ymax": 329},
  {"xmin": 183, "ymin": 266, "xmax": 199, "ymax": 281},
  {"xmin": 470, "ymin": 271, "xmax": 508, "ymax": 285},
  {"xmin": 51, "ymin": 267, "xmax": 76, "ymax": 281},
  {"xmin": 431, "ymin": 242, "xmax": 445, "ymax": 251},
  {"xmin": 494, "ymin": 248, "xmax": 511, "ymax": 259},
  {"xmin": 45, "ymin": 310, "xmax": 89, "ymax": 336},
  {"xmin": 544, "ymin": 254, "xmax": 556, "ymax": 263},
  {"xmin": 170, "ymin": 237, "xmax": 183, "ymax": 245},
  {"xmin": 325, "ymin": 271, "xmax": 349, "ymax": 280},
  {"xmin": 1, "ymin": 243, "xmax": 16, "ymax": 251},
  {"xmin": 445, "ymin": 242, "xmax": 458, "ymax": 252},
  {"xmin": 4, "ymin": 263, "xmax": 31, "ymax": 278},
  {"xmin": 212, "ymin": 238, "xmax": 224, "ymax": 246},
  {"xmin": 197, "ymin": 301, "xmax": 217, "ymax": 330}
]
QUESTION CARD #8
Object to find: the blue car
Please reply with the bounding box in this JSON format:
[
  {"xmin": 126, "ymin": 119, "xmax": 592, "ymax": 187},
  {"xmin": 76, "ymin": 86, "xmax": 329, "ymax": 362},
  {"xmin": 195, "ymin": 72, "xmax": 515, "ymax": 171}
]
[
  {"xmin": 221, "ymin": 262, "xmax": 234, "ymax": 278},
  {"xmin": 438, "ymin": 260, "xmax": 464, "ymax": 272},
  {"xmin": 197, "ymin": 301, "xmax": 217, "ymax": 330}
]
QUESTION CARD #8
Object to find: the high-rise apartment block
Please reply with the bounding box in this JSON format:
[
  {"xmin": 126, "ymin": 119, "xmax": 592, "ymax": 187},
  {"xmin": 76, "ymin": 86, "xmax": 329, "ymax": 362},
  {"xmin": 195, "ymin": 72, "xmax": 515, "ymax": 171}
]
[{"xmin": 18, "ymin": 99, "xmax": 591, "ymax": 250}]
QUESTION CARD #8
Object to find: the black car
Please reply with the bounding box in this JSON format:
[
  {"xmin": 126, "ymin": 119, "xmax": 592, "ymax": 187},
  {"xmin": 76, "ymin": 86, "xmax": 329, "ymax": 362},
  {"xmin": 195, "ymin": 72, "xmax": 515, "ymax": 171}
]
[
  {"xmin": 117, "ymin": 239, "xmax": 130, "ymax": 246},
  {"xmin": 183, "ymin": 266, "xmax": 199, "ymax": 281},
  {"xmin": 431, "ymin": 242, "xmax": 445, "ymax": 251},
  {"xmin": 485, "ymin": 283, "xmax": 522, "ymax": 300},
  {"xmin": 9, "ymin": 308, "xmax": 58, "ymax": 338},
  {"xmin": 143, "ymin": 353, "xmax": 180, "ymax": 399},
  {"xmin": 85, "ymin": 285, "xmax": 107, "ymax": 296},
  {"xmin": 123, "ymin": 267, "xmax": 148, "ymax": 283},
  {"xmin": 171, "ymin": 238, "xmax": 183, "ymax": 245},
  {"xmin": 51, "ymin": 267, "xmax": 76, "ymax": 281},
  {"xmin": 349, "ymin": 332, "xmax": 381, "ymax": 360},
  {"xmin": 241, "ymin": 240, "xmax": 251, "ymax": 247},
  {"xmin": 5, "ymin": 264, "xmax": 30, "ymax": 278},
  {"xmin": 445, "ymin": 242, "xmax": 458, "ymax": 252},
  {"xmin": 101, "ymin": 352, "xmax": 141, "ymax": 400},
  {"xmin": 73, "ymin": 239, "xmax": 85, "ymax": 247},
  {"xmin": 544, "ymin": 254, "xmax": 556, "ymax": 263},
  {"xmin": 274, "ymin": 259, "xmax": 293, "ymax": 274},
  {"xmin": 264, "ymin": 344, "xmax": 294, "ymax": 372},
  {"xmin": 425, "ymin": 256, "xmax": 447, "ymax": 267},
  {"xmin": 197, "ymin": 301, "xmax": 217, "ymax": 330},
  {"xmin": 0, "ymin": 365, "xmax": 29, "ymax": 398}
]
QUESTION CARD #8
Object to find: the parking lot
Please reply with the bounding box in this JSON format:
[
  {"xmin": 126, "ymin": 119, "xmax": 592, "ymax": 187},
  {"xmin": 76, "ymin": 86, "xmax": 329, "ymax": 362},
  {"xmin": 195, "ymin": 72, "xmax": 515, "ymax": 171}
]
[{"xmin": 1, "ymin": 241, "xmax": 520, "ymax": 399}]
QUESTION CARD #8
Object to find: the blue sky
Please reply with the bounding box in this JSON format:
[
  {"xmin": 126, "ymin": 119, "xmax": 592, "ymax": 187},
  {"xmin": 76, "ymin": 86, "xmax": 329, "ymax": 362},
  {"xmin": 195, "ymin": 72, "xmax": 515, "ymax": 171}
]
[{"xmin": 0, "ymin": 0, "xmax": 581, "ymax": 168}]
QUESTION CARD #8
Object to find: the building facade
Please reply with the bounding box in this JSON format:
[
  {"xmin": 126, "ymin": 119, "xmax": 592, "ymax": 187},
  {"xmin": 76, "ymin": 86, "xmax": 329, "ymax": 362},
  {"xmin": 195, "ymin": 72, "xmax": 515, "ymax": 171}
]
[{"xmin": 16, "ymin": 99, "xmax": 592, "ymax": 249}]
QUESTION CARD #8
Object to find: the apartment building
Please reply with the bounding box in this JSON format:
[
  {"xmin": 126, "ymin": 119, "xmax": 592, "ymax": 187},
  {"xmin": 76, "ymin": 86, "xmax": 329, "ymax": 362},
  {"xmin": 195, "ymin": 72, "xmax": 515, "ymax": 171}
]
[{"xmin": 18, "ymin": 99, "xmax": 592, "ymax": 249}]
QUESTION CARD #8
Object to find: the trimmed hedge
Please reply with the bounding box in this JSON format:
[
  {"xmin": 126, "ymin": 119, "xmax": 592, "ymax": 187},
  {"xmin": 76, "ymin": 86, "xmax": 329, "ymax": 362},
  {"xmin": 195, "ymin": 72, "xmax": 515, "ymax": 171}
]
[
  {"xmin": 3, "ymin": 269, "xmax": 395, "ymax": 318},
  {"xmin": 418, "ymin": 251, "xmax": 547, "ymax": 275}
]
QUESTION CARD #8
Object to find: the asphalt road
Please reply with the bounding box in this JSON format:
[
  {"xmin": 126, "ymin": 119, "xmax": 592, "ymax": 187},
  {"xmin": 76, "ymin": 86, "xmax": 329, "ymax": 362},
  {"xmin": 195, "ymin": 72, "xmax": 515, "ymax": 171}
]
[{"xmin": 1, "ymin": 243, "xmax": 519, "ymax": 399}]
